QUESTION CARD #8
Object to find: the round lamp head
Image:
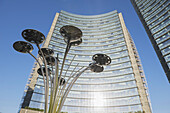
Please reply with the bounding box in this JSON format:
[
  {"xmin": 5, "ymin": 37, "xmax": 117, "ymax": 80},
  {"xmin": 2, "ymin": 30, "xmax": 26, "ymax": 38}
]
[
  {"xmin": 37, "ymin": 67, "xmax": 51, "ymax": 76},
  {"xmin": 13, "ymin": 41, "xmax": 33, "ymax": 53},
  {"xmin": 22, "ymin": 29, "xmax": 45, "ymax": 45},
  {"xmin": 58, "ymin": 77, "xmax": 65, "ymax": 85},
  {"xmin": 45, "ymin": 56, "xmax": 55, "ymax": 66},
  {"xmin": 60, "ymin": 25, "xmax": 82, "ymax": 46},
  {"xmin": 64, "ymin": 38, "xmax": 82, "ymax": 46},
  {"xmin": 38, "ymin": 48, "xmax": 54, "ymax": 57},
  {"xmin": 89, "ymin": 63, "xmax": 104, "ymax": 73},
  {"xmin": 92, "ymin": 54, "xmax": 111, "ymax": 65}
]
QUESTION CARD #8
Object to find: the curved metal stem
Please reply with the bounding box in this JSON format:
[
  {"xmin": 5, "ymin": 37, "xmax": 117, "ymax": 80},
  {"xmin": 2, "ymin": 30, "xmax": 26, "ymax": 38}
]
[
  {"xmin": 58, "ymin": 66, "xmax": 90, "ymax": 113},
  {"xmin": 63, "ymin": 55, "xmax": 76, "ymax": 79},
  {"xmin": 49, "ymin": 60, "xmax": 56, "ymax": 113},
  {"xmin": 57, "ymin": 55, "xmax": 77, "ymax": 100},
  {"xmin": 58, "ymin": 41, "xmax": 71, "ymax": 86},
  {"xmin": 52, "ymin": 63, "xmax": 81, "ymax": 113},
  {"xmin": 36, "ymin": 44, "xmax": 49, "ymax": 113},
  {"xmin": 53, "ymin": 55, "xmax": 59, "ymax": 97},
  {"xmin": 54, "ymin": 63, "xmax": 81, "ymax": 112},
  {"xmin": 48, "ymin": 68, "xmax": 53, "ymax": 113},
  {"xmin": 51, "ymin": 56, "xmax": 60, "ymax": 113},
  {"xmin": 28, "ymin": 51, "xmax": 47, "ymax": 113},
  {"xmin": 59, "ymin": 63, "xmax": 81, "ymax": 98},
  {"xmin": 51, "ymin": 65, "xmax": 54, "ymax": 91},
  {"xmin": 51, "ymin": 42, "xmax": 71, "ymax": 113}
]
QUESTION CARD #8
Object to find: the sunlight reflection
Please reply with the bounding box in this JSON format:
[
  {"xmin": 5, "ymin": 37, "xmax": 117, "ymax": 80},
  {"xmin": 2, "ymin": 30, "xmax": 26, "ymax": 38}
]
[{"xmin": 92, "ymin": 92, "xmax": 105, "ymax": 106}]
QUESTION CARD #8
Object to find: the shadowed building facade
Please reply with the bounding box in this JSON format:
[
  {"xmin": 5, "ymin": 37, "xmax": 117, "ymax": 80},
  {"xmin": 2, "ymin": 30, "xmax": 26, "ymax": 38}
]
[
  {"xmin": 19, "ymin": 10, "xmax": 152, "ymax": 113},
  {"xmin": 131, "ymin": 0, "xmax": 170, "ymax": 82}
]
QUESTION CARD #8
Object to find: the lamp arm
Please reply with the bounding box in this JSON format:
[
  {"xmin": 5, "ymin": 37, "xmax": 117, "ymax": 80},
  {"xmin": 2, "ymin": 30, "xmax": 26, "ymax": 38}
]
[
  {"xmin": 51, "ymin": 56, "xmax": 60, "ymax": 113},
  {"xmin": 51, "ymin": 43, "xmax": 71, "ymax": 113},
  {"xmin": 56, "ymin": 63, "xmax": 81, "ymax": 109},
  {"xmin": 57, "ymin": 55, "xmax": 77, "ymax": 100},
  {"xmin": 28, "ymin": 51, "xmax": 47, "ymax": 113},
  {"xmin": 62, "ymin": 55, "xmax": 76, "ymax": 79},
  {"xmin": 59, "ymin": 64, "xmax": 82, "ymax": 98},
  {"xmin": 58, "ymin": 66, "xmax": 90, "ymax": 113},
  {"xmin": 54, "ymin": 65, "xmax": 84, "ymax": 113},
  {"xmin": 58, "ymin": 41, "xmax": 71, "ymax": 87},
  {"xmin": 36, "ymin": 44, "xmax": 49, "ymax": 113}
]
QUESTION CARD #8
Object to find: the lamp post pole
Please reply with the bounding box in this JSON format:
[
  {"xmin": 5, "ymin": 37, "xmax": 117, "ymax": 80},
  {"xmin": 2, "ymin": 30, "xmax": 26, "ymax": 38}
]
[{"xmin": 13, "ymin": 25, "xmax": 111, "ymax": 113}]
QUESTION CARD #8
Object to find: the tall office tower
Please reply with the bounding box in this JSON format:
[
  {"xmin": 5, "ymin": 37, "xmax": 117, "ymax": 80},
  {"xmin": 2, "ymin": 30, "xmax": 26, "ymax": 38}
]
[
  {"xmin": 131, "ymin": 0, "xmax": 170, "ymax": 82},
  {"xmin": 19, "ymin": 10, "xmax": 152, "ymax": 113}
]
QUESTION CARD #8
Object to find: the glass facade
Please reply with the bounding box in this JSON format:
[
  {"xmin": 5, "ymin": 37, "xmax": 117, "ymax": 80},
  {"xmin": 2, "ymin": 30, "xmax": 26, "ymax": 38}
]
[
  {"xmin": 131, "ymin": 0, "xmax": 170, "ymax": 82},
  {"xmin": 19, "ymin": 10, "xmax": 151, "ymax": 113}
]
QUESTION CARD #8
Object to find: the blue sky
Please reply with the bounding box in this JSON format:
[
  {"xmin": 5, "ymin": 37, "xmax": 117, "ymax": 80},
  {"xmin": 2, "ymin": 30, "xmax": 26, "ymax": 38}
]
[{"xmin": 0, "ymin": 0, "xmax": 169, "ymax": 113}]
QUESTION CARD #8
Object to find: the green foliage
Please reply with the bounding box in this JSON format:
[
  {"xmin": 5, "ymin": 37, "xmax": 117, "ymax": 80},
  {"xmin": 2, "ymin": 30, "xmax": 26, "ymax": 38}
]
[
  {"xmin": 127, "ymin": 111, "xmax": 145, "ymax": 113},
  {"xmin": 24, "ymin": 107, "xmax": 144, "ymax": 113},
  {"xmin": 24, "ymin": 107, "xmax": 68, "ymax": 113},
  {"xmin": 25, "ymin": 106, "xmax": 44, "ymax": 111}
]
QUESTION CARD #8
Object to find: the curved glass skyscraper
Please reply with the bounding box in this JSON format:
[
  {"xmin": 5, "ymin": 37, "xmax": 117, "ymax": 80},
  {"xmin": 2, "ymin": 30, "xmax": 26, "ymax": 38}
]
[
  {"xmin": 19, "ymin": 10, "xmax": 152, "ymax": 113},
  {"xmin": 131, "ymin": 0, "xmax": 170, "ymax": 82}
]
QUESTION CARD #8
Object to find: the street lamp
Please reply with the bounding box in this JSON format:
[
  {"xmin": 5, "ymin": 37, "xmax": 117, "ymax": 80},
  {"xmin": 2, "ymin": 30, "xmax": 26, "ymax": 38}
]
[{"xmin": 13, "ymin": 25, "xmax": 111, "ymax": 113}]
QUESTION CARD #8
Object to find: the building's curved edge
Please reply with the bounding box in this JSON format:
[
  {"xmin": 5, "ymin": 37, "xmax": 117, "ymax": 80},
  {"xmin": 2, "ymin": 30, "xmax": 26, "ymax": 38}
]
[{"xmin": 60, "ymin": 10, "xmax": 117, "ymax": 18}]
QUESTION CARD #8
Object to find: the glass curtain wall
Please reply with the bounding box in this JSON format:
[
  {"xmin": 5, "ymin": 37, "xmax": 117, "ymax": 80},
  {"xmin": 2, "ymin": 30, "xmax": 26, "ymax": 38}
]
[
  {"xmin": 131, "ymin": 0, "xmax": 170, "ymax": 81},
  {"xmin": 20, "ymin": 10, "xmax": 151, "ymax": 113}
]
